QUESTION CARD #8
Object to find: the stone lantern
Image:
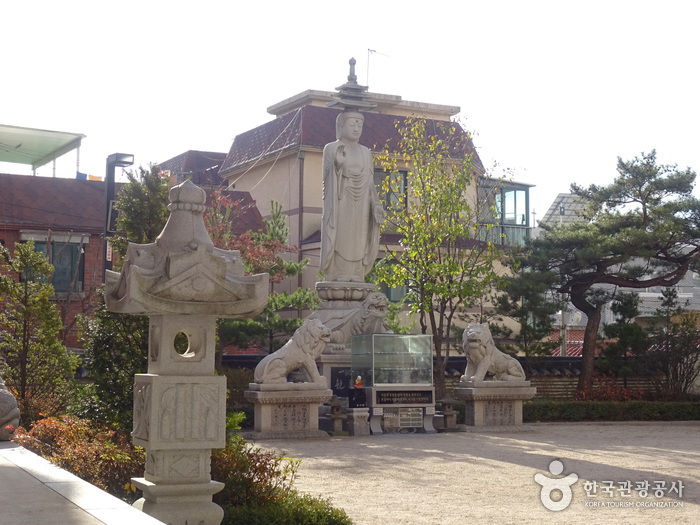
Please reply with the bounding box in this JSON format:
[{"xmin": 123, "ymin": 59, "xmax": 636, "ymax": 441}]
[{"xmin": 105, "ymin": 180, "xmax": 268, "ymax": 525}]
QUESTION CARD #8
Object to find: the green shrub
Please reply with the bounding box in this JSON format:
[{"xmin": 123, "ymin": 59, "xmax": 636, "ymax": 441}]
[
  {"xmin": 212, "ymin": 414, "xmax": 352, "ymax": 523},
  {"xmin": 222, "ymin": 492, "xmax": 353, "ymax": 525},
  {"xmin": 524, "ymin": 400, "xmax": 700, "ymax": 422},
  {"xmin": 212, "ymin": 437, "xmax": 300, "ymax": 507}
]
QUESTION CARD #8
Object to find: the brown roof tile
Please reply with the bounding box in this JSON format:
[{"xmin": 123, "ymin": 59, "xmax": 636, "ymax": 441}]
[
  {"xmin": 0, "ymin": 173, "xmax": 106, "ymax": 231},
  {"xmin": 0, "ymin": 173, "xmax": 263, "ymax": 237},
  {"xmin": 220, "ymin": 105, "xmax": 484, "ymax": 175},
  {"xmin": 159, "ymin": 150, "xmax": 226, "ymax": 186}
]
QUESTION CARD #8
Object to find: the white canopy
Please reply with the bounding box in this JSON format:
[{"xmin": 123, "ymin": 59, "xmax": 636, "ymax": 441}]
[{"xmin": 0, "ymin": 124, "xmax": 85, "ymax": 171}]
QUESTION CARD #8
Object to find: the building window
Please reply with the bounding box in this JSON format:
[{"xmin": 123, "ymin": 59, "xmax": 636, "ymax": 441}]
[
  {"xmin": 375, "ymin": 258, "xmax": 408, "ymax": 303},
  {"xmin": 33, "ymin": 241, "xmax": 84, "ymax": 292},
  {"xmin": 374, "ymin": 169, "xmax": 408, "ymax": 211},
  {"xmin": 478, "ymin": 181, "xmax": 531, "ymax": 247},
  {"xmin": 19, "ymin": 231, "xmax": 88, "ymax": 293}
]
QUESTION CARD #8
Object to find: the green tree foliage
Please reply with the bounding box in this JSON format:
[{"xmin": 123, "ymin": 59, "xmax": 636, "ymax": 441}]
[
  {"xmin": 78, "ymin": 166, "xmax": 168, "ymax": 428},
  {"xmin": 0, "ymin": 242, "xmax": 79, "ymax": 424},
  {"xmin": 78, "ymin": 296, "xmax": 149, "ymax": 429},
  {"xmin": 109, "ymin": 165, "xmax": 169, "ymax": 262},
  {"xmin": 600, "ymin": 292, "xmax": 649, "ymax": 378},
  {"xmin": 209, "ymin": 197, "xmax": 318, "ymax": 354},
  {"xmin": 374, "ymin": 117, "xmax": 503, "ymax": 398},
  {"xmin": 520, "ymin": 151, "xmax": 700, "ymax": 391},
  {"xmin": 493, "ymin": 269, "xmax": 561, "ymax": 358},
  {"xmin": 646, "ymin": 288, "xmax": 700, "ymax": 398}
]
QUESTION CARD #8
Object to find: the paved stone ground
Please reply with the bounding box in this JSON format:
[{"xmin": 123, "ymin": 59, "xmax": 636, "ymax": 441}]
[{"xmin": 255, "ymin": 422, "xmax": 700, "ymax": 525}]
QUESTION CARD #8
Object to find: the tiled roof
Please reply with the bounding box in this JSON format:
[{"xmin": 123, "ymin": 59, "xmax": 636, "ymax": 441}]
[
  {"xmin": 540, "ymin": 193, "xmax": 587, "ymax": 226},
  {"xmin": 0, "ymin": 173, "xmax": 106, "ymax": 231},
  {"xmin": 548, "ymin": 329, "xmax": 604, "ymax": 357},
  {"xmin": 209, "ymin": 190, "xmax": 265, "ymax": 234},
  {"xmin": 159, "ymin": 150, "xmax": 226, "ymax": 186},
  {"xmin": 220, "ymin": 105, "xmax": 484, "ymax": 175},
  {"xmin": 0, "ymin": 173, "xmax": 262, "ymax": 236}
]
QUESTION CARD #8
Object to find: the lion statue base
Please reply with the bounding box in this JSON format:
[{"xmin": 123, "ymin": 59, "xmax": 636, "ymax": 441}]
[
  {"xmin": 460, "ymin": 323, "xmax": 526, "ymax": 383},
  {"xmin": 254, "ymin": 318, "xmax": 331, "ymax": 385}
]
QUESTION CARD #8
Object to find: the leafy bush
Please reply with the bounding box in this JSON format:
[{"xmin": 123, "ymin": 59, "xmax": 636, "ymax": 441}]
[
  {"xmin": 213, "ymin": 413, "xmax": 300, "ymax": 507},
  {"xmin": 77, "ymin": 297, "xmax": 149, "ymax": 430},
  {"xmin": 524, "ymin": 399, "xmax": 700, "ymax": 422},
  {"xmin": 0, "ymin": 242, "xmax": 80, "ymax": 425},
  {"xmin": 212, "ymin": 414, "xmax": 352, "ymax": 524},
  {"xmin": 222, "ymin": 492, "xmax": 353, "ymax": 525},
  {"xmin": 12, "ymin": 416, "xmax": 144, "ymax": 502}
]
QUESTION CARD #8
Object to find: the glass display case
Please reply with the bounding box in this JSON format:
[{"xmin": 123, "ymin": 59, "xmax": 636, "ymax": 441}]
[{"xmin": 351, "ymin": 334, "xmax": 433, "ymax": 387}]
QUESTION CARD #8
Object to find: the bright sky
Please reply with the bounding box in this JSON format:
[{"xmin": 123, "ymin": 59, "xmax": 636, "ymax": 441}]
[{"xmin": 3, "ymin": 0, "xmax": 699, "ymax": 223}]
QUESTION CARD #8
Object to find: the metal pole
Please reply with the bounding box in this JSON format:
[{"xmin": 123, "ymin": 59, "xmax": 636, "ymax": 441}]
[{"xmin": 103, "ymin": 159, "xmax": 116, "ymax": 282}]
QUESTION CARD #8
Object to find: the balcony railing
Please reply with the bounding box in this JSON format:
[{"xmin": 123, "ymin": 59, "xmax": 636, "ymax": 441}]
[{"xmin": 477, "ymin": 224, "xmax": 531, "ymax": 247}]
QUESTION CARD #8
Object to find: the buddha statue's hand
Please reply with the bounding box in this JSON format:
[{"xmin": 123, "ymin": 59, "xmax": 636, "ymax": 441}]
[
  {"xmin": 335, "ymin": 144, "xmax": 346, "ymax": 172},
  {"xmin": 373, "ymin": 204, "xmax": 385, "ymax": 224}
]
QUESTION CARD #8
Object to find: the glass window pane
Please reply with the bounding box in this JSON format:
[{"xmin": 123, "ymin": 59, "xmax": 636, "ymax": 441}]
[{"xmin": 52, "ymin": 244, "xmax": 78, "ymax": 292}]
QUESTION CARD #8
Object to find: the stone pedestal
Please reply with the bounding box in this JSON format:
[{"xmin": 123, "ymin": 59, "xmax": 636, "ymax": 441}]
[
  {"xmin": 453, "ymin": 381, "xmax": 536, "ymax": 431},
  {"xmin": 244, "ymin": 383, "xmax": 332, "ymax": 439},
  {"xmin": 132, "ymin": 479, "xmax": 224, "ymax": 525},
  {"xmin": 346, "ymin": 407, "xmax": 370, "ymax": 436}
]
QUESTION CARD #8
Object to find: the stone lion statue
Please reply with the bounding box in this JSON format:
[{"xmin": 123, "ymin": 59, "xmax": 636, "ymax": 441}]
[
  {"xmin": 310, "ymin": 291, "xmax": 389, "ymax": 347},
  {"xmin": 349, "ymin": 292, "xmax": 388, "ymax": 337},
  {"xmin": 254, "ymin": 318, "xmax": 331, "ymax": 384},
  {"xmin": 460, "ymin": 323, "xmax": 525, "ymax": 382}
]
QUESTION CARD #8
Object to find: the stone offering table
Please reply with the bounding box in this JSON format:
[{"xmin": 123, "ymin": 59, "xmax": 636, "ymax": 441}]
[{"xmin": 105, "ymin": 180, "xmax": 268, "ymax": 525}]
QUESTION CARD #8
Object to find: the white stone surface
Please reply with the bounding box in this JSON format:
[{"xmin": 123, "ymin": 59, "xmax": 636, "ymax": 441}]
[
  {"xmin": 105, "ymin": 180, "xmax": 268, "ymax": 317},
  {"xmin": 132, "ymin": 374, "xmax": 227, "ymax": 450},
  {"xmin": 244, "ymin": 387, "xmax": 333, "ymax": 439},
  {"xmin": 453, "ymin": 383, "xmax": 536, "ymax": 429},
  {"xmin": 0, "ymin": 442, "xmax": 165, "ymax": 525}
]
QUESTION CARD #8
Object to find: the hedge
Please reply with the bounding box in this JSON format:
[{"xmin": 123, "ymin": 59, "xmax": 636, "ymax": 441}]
[{"xmin": 524, "ymin": 400, "xmax": 700, "ymax": 422}]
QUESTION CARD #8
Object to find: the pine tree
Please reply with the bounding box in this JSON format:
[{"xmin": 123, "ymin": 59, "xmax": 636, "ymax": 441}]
[{"xmin": 0, "ymin": 242, "xmax": 79, "ymax": 424}]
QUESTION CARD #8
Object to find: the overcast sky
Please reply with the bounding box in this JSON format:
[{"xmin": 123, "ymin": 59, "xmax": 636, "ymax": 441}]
[{"xmin": 3, "ymin": 0, "xmax": 699, "ymax": 223}]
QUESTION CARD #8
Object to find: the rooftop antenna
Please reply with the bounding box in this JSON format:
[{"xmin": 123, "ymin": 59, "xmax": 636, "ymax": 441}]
[{"xmin": 367, "ymin": 48, "xmax": 389, "ymax": 87}]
